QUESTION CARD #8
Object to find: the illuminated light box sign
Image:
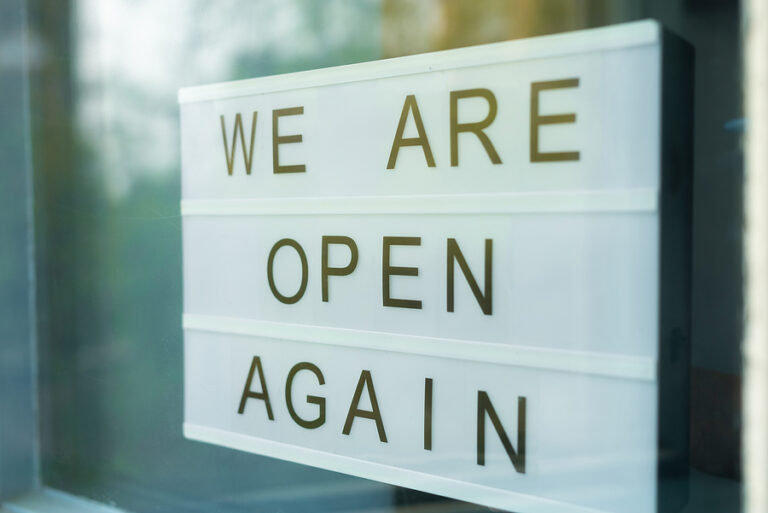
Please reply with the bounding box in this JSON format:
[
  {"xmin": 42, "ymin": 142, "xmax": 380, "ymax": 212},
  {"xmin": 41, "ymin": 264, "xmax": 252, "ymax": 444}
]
[{"xmin": 179, "ymin": 20, "xmax": 692, "ymax": 513}]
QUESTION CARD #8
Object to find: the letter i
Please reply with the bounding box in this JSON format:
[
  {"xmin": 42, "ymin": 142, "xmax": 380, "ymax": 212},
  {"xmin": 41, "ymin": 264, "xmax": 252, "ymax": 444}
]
[{"xmin": 424, "ymin": 378, "xmax": 433, "ymax": 450}]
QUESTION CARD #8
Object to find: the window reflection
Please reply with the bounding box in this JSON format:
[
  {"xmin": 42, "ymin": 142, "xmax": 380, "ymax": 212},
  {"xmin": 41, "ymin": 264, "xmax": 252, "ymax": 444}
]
[{"xmin": 23, "ymin": 0, "xmax": 744, "ymax": 512}]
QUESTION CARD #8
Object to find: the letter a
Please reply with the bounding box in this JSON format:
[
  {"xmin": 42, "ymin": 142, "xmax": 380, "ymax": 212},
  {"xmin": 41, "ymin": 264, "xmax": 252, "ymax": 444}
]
[
  {"xmin": 342, "ymin": 370, "xmax": 388, "ymax": 442},
  {"xmin": 238, "ymin": 356, "xmax": 274, "ymax": 420},
  {"xmin": 386, "ymin": 95, "xmax": 436, "ymax": 169}
]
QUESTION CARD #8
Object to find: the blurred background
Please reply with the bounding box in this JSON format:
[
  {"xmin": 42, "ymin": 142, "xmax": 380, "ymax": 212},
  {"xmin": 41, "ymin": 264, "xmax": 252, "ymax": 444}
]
[{"xmin": 0, "ymin": 1, "xmax": 743, "ymax": 512}]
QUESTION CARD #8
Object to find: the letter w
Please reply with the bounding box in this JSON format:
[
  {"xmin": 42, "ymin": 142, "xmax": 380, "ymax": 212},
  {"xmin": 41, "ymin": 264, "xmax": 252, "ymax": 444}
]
[{"xmin": 220, "ymin": 112, "xmax": 258, "ymax": 175}]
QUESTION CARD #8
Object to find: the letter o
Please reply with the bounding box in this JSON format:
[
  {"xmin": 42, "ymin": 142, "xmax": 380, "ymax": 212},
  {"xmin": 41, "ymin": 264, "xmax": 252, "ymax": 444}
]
[{"xmin": 267, "ymin": 238, "xmax": 308, "ymax": 304}]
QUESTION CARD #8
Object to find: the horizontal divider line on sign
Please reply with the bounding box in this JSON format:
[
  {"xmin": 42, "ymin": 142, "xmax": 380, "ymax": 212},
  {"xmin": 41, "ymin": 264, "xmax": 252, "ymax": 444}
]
[
  {"xmin": 180, "ymin": 189, "xmax": 658, "ymax": 217},
  {"xmin": 183, "ymin": 423, "xmax": 610, "ymax": 513},
  {"xmin": 182, "ymin": 313, "xmax": 656, "ymax": 381}
]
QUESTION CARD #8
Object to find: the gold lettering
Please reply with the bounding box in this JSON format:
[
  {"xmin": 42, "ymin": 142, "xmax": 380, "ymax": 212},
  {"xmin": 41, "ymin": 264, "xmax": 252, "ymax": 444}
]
[
  {"xmin": 238, "ymin": 356, "xmax": 274, "ymax": 419},
  {"xmin": 220, "ymin": 112, "xmax": 258, "ymax": 175},
  {"xmin": 272, "ymin": 107, "xmax": 306, "ymax": 173},
  {"xmin": 447, "ymin": 238, "xmax": 493, "ymax": 315},
  {"xmin": 530, "ymin": 78, "xmax": 580, "ymax": 162},
  {"xmin": 285, "ymin": 362, "xmax": 326, "ymax": 429},
  {"xmin": 322, "ymin": 236, "xmax": 359, "ymax": 302},
  {"xmin": 267, "ymin": 238, "xmax": 308, "ymax": 304},
  {"xmin": 387, "ymin": 95, "xmax": 436, "ymax": 169},
  {"xmin": 477, "ymin": 392, "xmax": 526, "ymax": 473},
  {"xmin": 382, "ymin": 236, "xmax": 422, "ymax": 310},
  {"xmin": 450, "ymin": 89, "xmax": 501, "ymax": 166},
  {"xmin": 342, "ymin": 370, "xmax": 388, "ymax": 443}
]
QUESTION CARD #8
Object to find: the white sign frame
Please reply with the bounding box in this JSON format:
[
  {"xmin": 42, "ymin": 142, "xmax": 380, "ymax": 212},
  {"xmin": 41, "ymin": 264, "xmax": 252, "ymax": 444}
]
[{"xmin": 179, "ymin": 20, "xmax": 692, "ymax": 513}]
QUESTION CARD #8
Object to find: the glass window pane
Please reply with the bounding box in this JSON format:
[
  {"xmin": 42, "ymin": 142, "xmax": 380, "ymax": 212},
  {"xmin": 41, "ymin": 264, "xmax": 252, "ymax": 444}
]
[{"xmin": 18, "ymin": 1, "xmax": 744, "ymax": 512}]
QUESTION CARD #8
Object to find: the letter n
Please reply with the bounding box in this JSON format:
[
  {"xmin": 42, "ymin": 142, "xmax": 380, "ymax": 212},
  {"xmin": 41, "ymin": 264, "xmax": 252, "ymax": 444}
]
[
  {"xmin": 447, "ymin": 238, "xmax": 492, "ymax": 315},
  {"xmin": 477, "ymin": 391, "xmax": 526, "ymax": 473}
]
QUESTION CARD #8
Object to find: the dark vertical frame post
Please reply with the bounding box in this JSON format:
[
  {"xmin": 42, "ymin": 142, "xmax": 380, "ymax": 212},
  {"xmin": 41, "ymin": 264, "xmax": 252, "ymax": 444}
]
[{"xmin": 657, "ymin": 29, "xmax": 694, "ymax": 513}]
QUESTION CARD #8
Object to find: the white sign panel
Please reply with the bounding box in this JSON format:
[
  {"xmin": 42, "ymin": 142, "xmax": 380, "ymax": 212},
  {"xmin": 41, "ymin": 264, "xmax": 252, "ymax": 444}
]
[{"xmin": 180, "ymin": 20, "xmax": 690, "ymax": 513}]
